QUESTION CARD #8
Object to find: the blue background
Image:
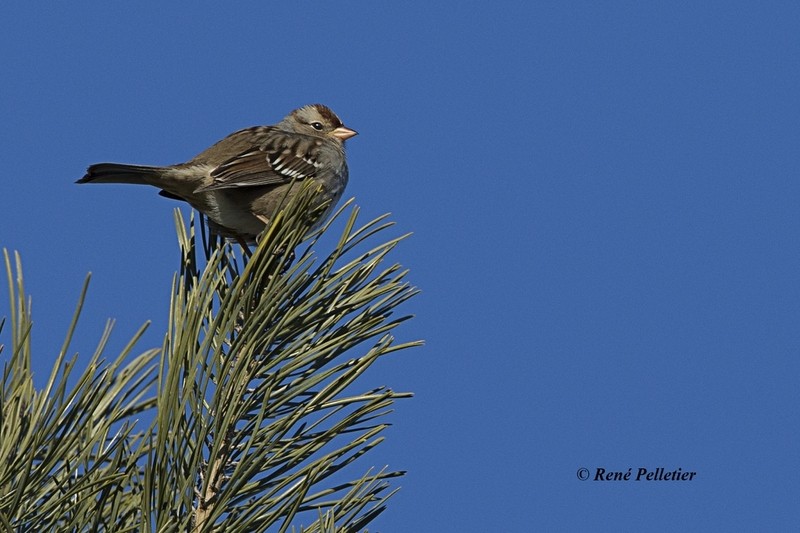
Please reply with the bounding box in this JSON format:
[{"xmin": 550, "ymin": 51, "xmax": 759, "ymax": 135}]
[{"xmin": 1, "ymin": 2, "xmax": 799, "ymax": 531}]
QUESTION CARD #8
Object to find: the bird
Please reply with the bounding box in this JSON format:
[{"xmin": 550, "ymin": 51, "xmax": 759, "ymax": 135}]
[{"xmin": 77, "ymin": 104, "xmax": 357, "ymax": 243}]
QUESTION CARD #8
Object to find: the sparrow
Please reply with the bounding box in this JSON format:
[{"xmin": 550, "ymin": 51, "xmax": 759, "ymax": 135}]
[{"xmin": 77, "ymin": 104, "xmax": 357, "ymax": 242}]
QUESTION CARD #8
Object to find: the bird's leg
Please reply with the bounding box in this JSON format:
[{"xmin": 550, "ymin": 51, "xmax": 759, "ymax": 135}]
[
  {"xmin": 235, "ymin": 235, "xmax": 253, "ymax": 258},
  {"xmin": 252, "ymin": 214, "xmax": 295, "ymax": 273},
  {"xmin": 277, "ymin": 249, "xmax": 295, "ymax": 274}
]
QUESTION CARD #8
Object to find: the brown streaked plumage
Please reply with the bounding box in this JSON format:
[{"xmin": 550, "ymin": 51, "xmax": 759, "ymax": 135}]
[{"xmin": 77, "ymin": 104, "xmax": 357, "ymax": 242}]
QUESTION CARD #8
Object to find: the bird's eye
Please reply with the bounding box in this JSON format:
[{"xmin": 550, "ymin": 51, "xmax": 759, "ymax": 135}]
[{"xmin": 310, "ymin": 122, "xmax": 324, "ymax": 131}]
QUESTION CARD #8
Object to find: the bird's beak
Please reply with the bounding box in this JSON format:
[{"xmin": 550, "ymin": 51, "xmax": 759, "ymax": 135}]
[{"xmin": 332, "ymin": 126, "xmax": 358, "ymax": 141}]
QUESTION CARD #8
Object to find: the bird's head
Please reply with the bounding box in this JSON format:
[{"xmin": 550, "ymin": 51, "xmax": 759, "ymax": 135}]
[{"xmin": 281, "ymin": 104, "xmax": 358, "ymax": 142}]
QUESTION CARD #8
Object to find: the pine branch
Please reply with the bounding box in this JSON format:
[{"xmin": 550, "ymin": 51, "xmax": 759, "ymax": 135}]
[
  {"xmin": 148, "ymin": 184, "xmax": 420, "ymax": 531},
  {"xmin": 0, "ymin": 182, "xmax": 419, "ymax": 531}
]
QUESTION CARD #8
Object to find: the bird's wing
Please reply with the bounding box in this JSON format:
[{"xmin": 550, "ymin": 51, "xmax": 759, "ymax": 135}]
[{"xmin": 197, "ymin": 130, "xmax": 324, "ymax": 192}]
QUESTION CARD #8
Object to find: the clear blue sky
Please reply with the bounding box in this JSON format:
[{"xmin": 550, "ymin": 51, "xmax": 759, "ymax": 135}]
[{"xmin": 1, "ymin": 2, "xmax": 799, "ymax": 531}]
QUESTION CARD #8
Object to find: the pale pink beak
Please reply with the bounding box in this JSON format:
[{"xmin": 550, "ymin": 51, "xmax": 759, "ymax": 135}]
[{"xmin": 332, "ymin": 126, "xmax": 358, "ymax": 141}]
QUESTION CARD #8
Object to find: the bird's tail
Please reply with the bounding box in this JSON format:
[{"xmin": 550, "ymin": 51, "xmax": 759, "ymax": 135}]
[{"xmin": 76, "ymin": 163, "xmax": 163, "ymax": 185}]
